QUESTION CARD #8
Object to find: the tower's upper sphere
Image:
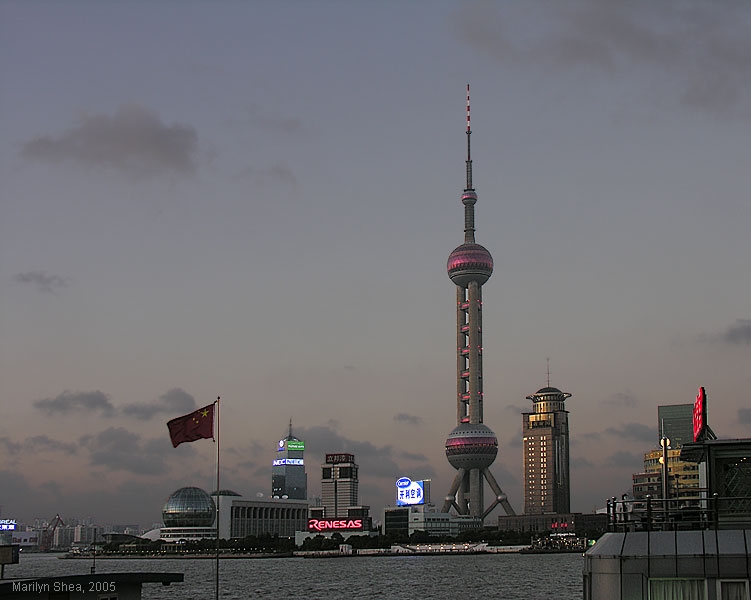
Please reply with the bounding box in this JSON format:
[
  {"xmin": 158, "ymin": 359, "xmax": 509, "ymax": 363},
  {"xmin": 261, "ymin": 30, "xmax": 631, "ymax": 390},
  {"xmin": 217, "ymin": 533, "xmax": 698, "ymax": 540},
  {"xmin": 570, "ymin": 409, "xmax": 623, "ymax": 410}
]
[
  {"xmin": 162, "ymin": 486, "xmax": 216, "ymax": 528},
  {"xmin": 445, "ymin": 423, "xmax": 499, "ymax": 471},
  {"xmin": 447, "ymin": 243, "xmax": 494, "ymax": 287}
]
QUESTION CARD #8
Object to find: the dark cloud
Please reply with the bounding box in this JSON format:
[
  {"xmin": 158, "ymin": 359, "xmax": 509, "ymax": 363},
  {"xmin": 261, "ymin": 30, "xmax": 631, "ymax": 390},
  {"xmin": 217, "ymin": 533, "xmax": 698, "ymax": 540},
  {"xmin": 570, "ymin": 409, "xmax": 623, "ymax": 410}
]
[
  {"xmin": 237, "ymin": 163, "xmax": 298, "ymax": 187},
  {"xmin": 122, "ymin": 388, "xmax": 197, "ymax": 421},
  {"xmin": 719, "ymin": 319, "xmax": 751, "ymax": 345},
  {"xmin": 505, "ymin": 404, "xmax": 528, "ymax": 414},
  {"xmin": 604, "ymin": 422, "xmax": 655, "ymax": 444},
  {"xmin": 571, "ymin": 456, "xmax": 595, "ymax": 469},
  {"xmin": 451, "ymin": 0, "xmax": 751, "ymax": 116},
  {"xmin": 394, "ymin": 413, "xmax": 423, "ymax": 426},
  {"xmin": 400, "ymin": 451, "xmax": 428, "ymax": 462},
  {"xmin": 21, "ymin": 104, "xmax": 198, "ymax": 177},
  {"xmin": 23, "ymin": 435, "xmax": 78, "ymax": 456},
  {"xmin": 79, "ymin": 427, "xmax": 170, "ymax": 475},
  {"xmin": 295, "ymin": 425, "xmax": 403, "ymax": 479},
  {"xmin": 738, "ymin": 408, "xmax": 751, "ymax": 424},
  {"xmin": 245, "ymin": 103, "xmax": 308, "ymax": 136},
  {"xmin": 34, "ymin": 391, "xmax": 115, "ymax": 417},
  {"xmin": 14, "ymin": 271, "xmax": 68, "ymax": 293},
  {"xmin": 0, "ymin": 437, "xmax": 22, "ymax": 457},
  {"xmin": 603, "ymin": 450, "xmax": 642, "ymax": 468},
  {"xmin": 603, "ymin": 391, "xmax": 638, "ymax": 408}
]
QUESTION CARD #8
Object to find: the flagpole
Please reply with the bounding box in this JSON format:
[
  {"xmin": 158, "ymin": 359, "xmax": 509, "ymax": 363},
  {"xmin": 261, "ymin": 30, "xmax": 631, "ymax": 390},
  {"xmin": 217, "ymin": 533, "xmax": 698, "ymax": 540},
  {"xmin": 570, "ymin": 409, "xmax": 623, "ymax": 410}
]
[{"xmin": 214, "ymin": 396, "xmax": 220, "ymax": 600}]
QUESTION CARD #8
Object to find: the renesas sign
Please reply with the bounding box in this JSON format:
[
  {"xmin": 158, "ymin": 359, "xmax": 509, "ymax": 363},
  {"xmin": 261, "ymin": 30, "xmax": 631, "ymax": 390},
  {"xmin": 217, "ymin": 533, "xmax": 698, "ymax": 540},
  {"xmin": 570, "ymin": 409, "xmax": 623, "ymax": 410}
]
[
  {"xmin": 396, "ymin": 477, "xmax": 425, "ymax": 506},
  {"xmin": 308, "ymin": 518, "xmax": 364, "ymax": 532}
]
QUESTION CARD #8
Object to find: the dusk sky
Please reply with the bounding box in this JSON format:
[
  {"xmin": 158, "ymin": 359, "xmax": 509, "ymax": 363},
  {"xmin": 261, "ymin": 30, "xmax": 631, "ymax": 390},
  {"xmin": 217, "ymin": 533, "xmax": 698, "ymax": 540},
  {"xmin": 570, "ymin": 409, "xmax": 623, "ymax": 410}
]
[{"xmin": 1, "ymin": 1, "xmax": 750, "ymax": 528}]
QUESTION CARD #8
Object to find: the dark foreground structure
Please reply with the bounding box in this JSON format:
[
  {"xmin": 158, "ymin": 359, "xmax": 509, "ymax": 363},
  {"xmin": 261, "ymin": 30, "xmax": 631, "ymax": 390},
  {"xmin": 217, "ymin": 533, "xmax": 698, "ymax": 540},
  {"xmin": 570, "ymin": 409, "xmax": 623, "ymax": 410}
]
[
  {"xmin": 583, "ymin": 438, "xmax": 751, "ymax": 600},
  {"xmin": 0, "ymin": 572, "xmax": 183, "ymax": 599}
]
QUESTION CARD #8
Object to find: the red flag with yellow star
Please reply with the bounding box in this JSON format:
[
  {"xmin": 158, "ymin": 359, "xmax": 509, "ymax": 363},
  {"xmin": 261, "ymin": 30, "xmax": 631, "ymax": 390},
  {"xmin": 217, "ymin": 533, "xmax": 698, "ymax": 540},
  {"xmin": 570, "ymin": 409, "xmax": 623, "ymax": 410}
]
[{"xmin": 167, "ymin": 404, "xmax": 215, "ymax": 447}]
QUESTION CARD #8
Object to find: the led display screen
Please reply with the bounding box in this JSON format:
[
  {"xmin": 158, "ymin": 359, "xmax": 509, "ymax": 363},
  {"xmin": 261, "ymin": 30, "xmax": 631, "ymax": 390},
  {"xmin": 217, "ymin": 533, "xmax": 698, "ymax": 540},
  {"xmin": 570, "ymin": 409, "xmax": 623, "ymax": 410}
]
[
  {"xmin": 272, "ymin": 458, "xmax": 304, "ymax": 466},
  {"xmin": 326, "ymin": 453, "xmax": 354, "ymax": 464},
  {"xmin": 0, "ymin": 520, "xmax": 16, "ymax": 531},
  {"xmin": 286, "ymin": 440, "xmax": 305, "ymax": 451},
  {"xmin": 396, "ymin": 477, "xmax": 425, "ymax": 506}
]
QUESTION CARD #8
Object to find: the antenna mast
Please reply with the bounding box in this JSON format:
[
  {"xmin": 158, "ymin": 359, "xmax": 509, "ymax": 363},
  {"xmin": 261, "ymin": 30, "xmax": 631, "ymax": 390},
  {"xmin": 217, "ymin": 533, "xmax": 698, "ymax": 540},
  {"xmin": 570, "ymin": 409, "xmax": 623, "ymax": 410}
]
[{"xmin": 465, "ymin": 84, "xmax": 473, "ymax": 191}]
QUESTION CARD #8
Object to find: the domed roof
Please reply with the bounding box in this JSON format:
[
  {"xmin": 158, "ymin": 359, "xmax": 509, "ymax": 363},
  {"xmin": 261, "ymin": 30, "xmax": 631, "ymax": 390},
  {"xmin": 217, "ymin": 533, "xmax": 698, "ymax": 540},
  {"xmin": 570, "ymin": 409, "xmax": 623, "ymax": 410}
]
[
  {"xmin": 162, "ymin": 486, "xmax": 215, "ymax": 528},
  {"xmin": 535, "ymin": 386, "xmax": 563, "ymax": 395},
  {"xmin": 210, "ymin": 489, "xmax": 241, "ymax": 497},
  {"xmin": 447, "ymin": 243, "xmax": 494, "ymax": 287}
]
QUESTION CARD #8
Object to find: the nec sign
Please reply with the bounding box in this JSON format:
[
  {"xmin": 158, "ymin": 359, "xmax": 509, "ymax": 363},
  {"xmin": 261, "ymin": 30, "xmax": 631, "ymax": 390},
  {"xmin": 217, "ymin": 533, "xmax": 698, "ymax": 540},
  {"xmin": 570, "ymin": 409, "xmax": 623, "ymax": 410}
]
[{"xmin": 307, "ymin": 518, "xmax": 363, "ymax": 532}]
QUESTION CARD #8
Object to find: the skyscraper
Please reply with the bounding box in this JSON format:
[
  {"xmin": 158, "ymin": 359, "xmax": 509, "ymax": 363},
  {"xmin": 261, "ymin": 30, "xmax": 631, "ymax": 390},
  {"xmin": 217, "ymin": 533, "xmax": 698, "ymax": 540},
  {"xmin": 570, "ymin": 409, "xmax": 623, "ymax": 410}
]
[
  {"xmin": 522, "ymin": 386, "xmax": 572, "ymax": 515},
  {"xmin": 271, "ymin": 421, "xmax": 307, "ymax": 500},
  {"xmin": 657, "ymin": 404, "xmax": 693, "ymax": 448},
  {"xmin": 441, "ymin": 86, "xmax": 515, "ymax": 521},
  {"xmin": 320, "ymin": 453, "xmax": 359, "ymax": 518}
]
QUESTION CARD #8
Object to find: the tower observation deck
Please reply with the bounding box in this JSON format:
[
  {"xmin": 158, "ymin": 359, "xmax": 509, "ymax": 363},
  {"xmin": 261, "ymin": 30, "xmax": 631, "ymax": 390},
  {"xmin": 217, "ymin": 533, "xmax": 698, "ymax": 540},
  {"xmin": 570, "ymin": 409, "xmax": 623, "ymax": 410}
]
[{"xmin": 441, "ymin": 86, "xmax": 516, "ymax": 521}]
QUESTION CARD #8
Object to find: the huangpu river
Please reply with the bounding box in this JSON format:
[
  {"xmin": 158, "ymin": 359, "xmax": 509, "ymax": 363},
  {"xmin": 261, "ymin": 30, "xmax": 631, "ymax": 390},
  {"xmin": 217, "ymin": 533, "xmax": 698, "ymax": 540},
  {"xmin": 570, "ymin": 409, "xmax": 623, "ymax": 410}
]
[{"xmin": 7, "ymin": 552, "xmax": 583, "ymax": 599}]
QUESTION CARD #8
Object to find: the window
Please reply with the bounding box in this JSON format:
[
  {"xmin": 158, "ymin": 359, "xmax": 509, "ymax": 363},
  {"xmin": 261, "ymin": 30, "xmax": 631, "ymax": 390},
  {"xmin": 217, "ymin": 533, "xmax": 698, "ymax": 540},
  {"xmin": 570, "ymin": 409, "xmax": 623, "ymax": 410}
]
[
  {"xmin": 718, "ymin": 580, "xmax": 749, "ymax": 600},
  {"xmin": 649, "ymin": 578, "xmax": 705, "ymax": 600}
]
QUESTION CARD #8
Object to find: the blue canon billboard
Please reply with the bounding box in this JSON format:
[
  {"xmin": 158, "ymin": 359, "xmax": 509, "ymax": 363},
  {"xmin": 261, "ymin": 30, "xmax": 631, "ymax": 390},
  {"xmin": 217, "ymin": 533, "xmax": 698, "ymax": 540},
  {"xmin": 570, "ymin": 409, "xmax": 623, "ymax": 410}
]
[{"xmin": 396, "ymin": 477, "xmax": 425, "ymax": 506}]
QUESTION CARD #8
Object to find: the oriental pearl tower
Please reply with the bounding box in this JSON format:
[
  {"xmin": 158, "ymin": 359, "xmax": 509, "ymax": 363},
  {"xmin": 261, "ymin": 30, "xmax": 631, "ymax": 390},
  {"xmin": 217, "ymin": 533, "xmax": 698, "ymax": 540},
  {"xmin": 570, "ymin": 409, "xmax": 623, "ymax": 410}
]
[{"xmin": 441, "ymin": 86, "xmax": 516, "ymax": 521}]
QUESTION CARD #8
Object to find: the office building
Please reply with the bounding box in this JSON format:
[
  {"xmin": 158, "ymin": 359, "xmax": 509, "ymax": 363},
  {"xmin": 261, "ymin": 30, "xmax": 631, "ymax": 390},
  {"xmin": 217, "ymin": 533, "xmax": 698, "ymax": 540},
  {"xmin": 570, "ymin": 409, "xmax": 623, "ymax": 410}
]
[
  {"xmin": 522, "ymin": 385, "xmax": 572, "ymax": 515},
  {"xmin": 272, "ymin": 420, "xmax": 307, "ymax": 500},
  {"xmin": 657, "ymin": 403, "xmax": 693, "ymax": 448},
  {"xmin": 320, "ymin": 453, "xmax": 359, "ymax": 518},
  {"xmin": 441, "ymin": 85, "xmax": 515, "ymax": 522}
]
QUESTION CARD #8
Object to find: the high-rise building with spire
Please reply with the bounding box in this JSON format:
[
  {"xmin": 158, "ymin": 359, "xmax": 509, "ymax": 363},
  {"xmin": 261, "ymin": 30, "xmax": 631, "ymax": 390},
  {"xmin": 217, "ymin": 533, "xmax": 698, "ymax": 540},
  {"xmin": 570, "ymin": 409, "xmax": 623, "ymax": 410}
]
[
  {"xmin": 272, "ymin": 420, "xmax": 307, "ymax": 500},
  {"xmin": 441, "ymin": 86, "xmax": 515, "ymax": 521},
  {"xmin": 522, "ymin": 384, "xmax": 572, "ymax": 515}
]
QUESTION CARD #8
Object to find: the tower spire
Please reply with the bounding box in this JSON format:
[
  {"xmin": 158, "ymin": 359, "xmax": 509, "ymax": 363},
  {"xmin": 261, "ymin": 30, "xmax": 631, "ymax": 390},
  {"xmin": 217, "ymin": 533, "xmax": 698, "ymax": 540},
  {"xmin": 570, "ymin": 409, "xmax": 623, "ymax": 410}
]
[
  {"xmin": 288, "ymin": 418, "xmax": 292, "ymax": 438},
  {"xmin": 465, "ymin": 83, "xmax": 473, "ymax": 191}
]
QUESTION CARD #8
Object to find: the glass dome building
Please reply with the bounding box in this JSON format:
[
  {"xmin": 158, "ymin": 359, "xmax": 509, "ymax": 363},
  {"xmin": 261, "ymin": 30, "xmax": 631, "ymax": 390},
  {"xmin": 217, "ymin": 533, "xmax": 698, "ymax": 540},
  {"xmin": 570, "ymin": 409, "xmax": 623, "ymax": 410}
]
[{"xmin": 162, "ymin": 487, "xmax": 216, "ymax": 527}]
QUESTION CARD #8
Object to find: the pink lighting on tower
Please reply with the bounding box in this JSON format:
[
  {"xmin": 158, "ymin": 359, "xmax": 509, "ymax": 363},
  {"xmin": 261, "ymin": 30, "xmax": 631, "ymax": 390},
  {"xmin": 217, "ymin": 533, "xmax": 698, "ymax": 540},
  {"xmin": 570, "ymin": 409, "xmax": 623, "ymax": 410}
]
[{"xmin": 441, "ymin": 85, "xmax": 516, "ymax": 521}]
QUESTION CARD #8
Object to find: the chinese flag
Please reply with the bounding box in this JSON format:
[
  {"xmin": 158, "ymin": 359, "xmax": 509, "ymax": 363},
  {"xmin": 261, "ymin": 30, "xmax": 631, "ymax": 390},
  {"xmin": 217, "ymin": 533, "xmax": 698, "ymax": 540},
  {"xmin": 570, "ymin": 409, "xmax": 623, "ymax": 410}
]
[{"xmin": 167, "ymin": 404, "xmax": 215, "ymax": 447}]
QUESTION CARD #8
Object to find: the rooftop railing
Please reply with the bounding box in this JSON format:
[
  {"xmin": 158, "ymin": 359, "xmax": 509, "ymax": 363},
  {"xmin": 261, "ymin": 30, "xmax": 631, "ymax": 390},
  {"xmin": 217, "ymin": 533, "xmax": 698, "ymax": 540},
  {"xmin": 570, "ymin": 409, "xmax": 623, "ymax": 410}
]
[{"xmin": 606, "ymin": 494, "xmax": 751, "ymax": 532}]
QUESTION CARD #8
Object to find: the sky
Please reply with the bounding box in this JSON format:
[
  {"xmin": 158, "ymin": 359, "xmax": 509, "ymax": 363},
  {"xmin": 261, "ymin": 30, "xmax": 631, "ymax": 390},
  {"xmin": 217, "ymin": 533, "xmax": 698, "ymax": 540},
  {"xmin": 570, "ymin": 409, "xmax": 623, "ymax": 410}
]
[{"xmin": 1, "ymin": 0, "xmax": 750, "ymax": 529}]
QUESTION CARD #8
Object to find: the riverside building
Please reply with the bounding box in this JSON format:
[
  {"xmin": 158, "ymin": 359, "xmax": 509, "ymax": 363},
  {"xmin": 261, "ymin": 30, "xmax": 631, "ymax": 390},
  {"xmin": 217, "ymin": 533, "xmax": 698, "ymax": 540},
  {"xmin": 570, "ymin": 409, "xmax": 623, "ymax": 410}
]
[{"xmin": 272, "ymin": 421, "xmax": 307, "ymax": 500}]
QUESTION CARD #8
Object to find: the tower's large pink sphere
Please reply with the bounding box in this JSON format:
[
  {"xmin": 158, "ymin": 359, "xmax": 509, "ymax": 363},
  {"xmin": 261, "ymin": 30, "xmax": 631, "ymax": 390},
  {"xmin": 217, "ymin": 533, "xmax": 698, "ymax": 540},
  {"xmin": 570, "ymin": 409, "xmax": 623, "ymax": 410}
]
[
  {"xmin": 447, "ymin": 243, "xmax": 493, "ymax": 287},
  {"xmin": 445, "ymin": 423, "xmax": 498, "ymax": 471}
]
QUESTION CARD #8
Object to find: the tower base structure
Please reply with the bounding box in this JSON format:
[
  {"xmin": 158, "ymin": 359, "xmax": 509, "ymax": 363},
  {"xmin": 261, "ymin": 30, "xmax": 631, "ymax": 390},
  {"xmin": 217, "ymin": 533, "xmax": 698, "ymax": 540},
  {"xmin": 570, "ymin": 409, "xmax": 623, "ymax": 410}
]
[{"xmin": 442, "ymin": 467, "xmax": 516, "ymax": 520}]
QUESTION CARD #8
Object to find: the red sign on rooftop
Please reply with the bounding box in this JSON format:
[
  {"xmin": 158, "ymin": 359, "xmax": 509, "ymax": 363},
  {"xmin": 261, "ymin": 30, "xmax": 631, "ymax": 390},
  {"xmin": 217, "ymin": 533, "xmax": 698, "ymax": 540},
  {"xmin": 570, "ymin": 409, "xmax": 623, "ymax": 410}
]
[{"xmin": 693, "ymin": 386, "xmax": 706, "ymax": 442}]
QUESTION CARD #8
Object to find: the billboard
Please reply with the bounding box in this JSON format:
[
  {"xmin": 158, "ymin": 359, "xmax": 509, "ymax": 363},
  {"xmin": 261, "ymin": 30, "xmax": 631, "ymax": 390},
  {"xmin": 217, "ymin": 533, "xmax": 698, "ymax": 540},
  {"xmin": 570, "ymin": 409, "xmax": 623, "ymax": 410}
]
[
  {"xmin": 307, "ymin": 518, "xmax": 363, "ymax": 532},
  {"xmin": 0, "ymin": 520, "xmax": 16, "ymax": 531},
  {"xmin": 326, "ymin": 453, "xmax": 355, "ymax": 464},
  {"xmin": 693, "ymin": 386, "xmax": 707, "ymax": 442},
  {"xmin": 396, "ymin": 477, "xmax": 425, "ymax": 506},
  {"xmin": 278, "ymin": 439, "xmax": 305, "ymax": 452},
  {"xmin": 272, "ymin": 458, "xmax": 304, "ymax": 466}
]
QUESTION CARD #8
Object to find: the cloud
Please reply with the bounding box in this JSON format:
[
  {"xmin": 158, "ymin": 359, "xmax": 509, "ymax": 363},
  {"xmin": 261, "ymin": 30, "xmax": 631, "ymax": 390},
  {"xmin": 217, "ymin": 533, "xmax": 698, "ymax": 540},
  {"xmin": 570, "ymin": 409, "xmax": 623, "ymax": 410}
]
[
  {"xmin": 505, "ymin": 404, "xmax": 528, "ymax": 414},
  {"xmin": 122, "ymin": 388, "xmax": 197, "ymax": 421},
  {"xmin": 603, "ymin": 391, "xmax": 638, "ymax": 407},
  {"xmin": 14, "ymin": 271, "xmax": 69, "ymax": 293},
  {"xmin": 23, "ymin": 435, "xmax": 78, "ymax": 456},
  {"xmin": 739, "ymin": 408, "xmax": 751, "ymax": 424},
  {"xmin": 0, "ymin": 437, "xmax": 22, "ymax": 457},
  {"xmin": 400, "ymin": 451, "xmax": 428, "ymax": 462},
  {"xmin": 244, "ymin": 103, "xmax": 308, "ymax": 136},
  {"xmin": 236, "ymin": 163, "xmax": 298, "ymax": 187},
  {"xmin": 604, "ymin": 422, "xmax": 655, "ymax": 444},
  {"xmin": 393, "ymin": 413, "xmax": 423, "ymax": 426},
  {"xmin": 79, "ymin": 427, "xmax": 170, "ymax": 475},
  {"xmin": 21, "ymin": 104, "xmax": 198, "ymax": 177},
  {"xmin": 451, "ymin": 0, "xmax": 751, "ymax": 116},
  {"xmin": 571, "ymin": 456, "xmax": 595, "ymax": 469},
  {"xmin": 603, "ymin": 450, "xmax": 642, "ymax": 468},
  {"xmin": 34, "ymin": 391, "xmax": 115, "ymax": 417},
  {"xmin": 698, "ymin": 319, "xmax": 751, "ymax": 346}
]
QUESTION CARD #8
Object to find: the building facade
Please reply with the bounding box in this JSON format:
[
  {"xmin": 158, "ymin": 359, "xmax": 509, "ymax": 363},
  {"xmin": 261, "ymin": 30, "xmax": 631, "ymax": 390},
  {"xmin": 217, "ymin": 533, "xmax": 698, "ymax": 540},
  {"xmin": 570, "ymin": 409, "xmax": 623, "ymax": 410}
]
[
  {"xmin": 320, "ymin": 453, "xmax": 359, "ymax": 518},
  {"xmin": 441, "ymin": 85, "xmax": 515, "ymax": 522},
  {"xmin": 657, "ymin": 403, "xmax": 693, "ymax": 448},
  {"xmin": 522, "ymin": 386, "xmax": 572, "ymax": 515},
  {"xmin": 272, "ymin": 421, "xmax": 307, "ymax": 500}
]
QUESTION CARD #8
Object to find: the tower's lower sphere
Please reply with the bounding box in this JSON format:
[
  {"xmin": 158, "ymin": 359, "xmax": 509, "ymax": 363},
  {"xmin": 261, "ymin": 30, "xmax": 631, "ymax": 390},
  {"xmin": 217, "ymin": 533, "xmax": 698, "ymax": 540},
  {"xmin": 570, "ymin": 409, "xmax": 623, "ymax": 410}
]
[
  {"xmin": 447, "ymin": 243, "xmax": 493, "ymax": 287},
  {"xmin": 445, "ymin": 423, "xmax": 498, "ymax": 470},
  {"xmin": 162, "ymin": 487, "xmax": 216, "ymax": 527}
]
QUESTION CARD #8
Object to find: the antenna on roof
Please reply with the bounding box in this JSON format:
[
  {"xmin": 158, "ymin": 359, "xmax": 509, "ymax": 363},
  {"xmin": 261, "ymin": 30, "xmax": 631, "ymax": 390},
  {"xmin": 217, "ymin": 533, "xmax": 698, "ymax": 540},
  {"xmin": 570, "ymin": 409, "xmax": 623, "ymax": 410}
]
[{"xmin": 546, "ymin": 358, "xmax": 551, "ymax": 387}]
